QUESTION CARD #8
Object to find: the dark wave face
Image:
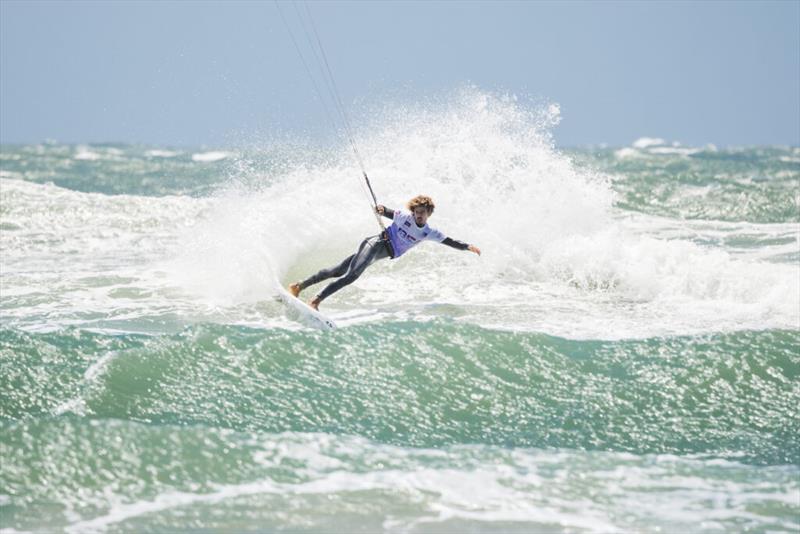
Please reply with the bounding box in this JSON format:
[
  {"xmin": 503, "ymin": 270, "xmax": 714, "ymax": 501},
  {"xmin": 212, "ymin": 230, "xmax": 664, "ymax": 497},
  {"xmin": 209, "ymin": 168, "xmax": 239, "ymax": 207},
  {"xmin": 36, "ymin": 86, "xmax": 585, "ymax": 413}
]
[{"xmin": 3, "ymin": 324, "xmax": 798, "ymax": 465}]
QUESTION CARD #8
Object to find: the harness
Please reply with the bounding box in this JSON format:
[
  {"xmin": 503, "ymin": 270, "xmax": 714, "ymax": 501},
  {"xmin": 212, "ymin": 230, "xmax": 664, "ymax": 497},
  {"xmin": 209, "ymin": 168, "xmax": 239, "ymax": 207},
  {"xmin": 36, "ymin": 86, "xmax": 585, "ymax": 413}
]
[{"xmin": 380, "ymin": 230, "xmax": 395, "ymax": 259}]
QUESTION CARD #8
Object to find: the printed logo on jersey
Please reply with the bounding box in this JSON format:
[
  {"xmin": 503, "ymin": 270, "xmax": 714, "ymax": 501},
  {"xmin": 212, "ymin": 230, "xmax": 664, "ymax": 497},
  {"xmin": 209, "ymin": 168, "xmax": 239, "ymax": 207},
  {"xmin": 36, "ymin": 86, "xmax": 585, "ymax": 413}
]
[
  {"xmin": 386, "ymin": 210, "xmax": 444, "ymax": 258},
  {"xmin": 397, "ymin": 227, "xmax": 417, "ymax": 242}
]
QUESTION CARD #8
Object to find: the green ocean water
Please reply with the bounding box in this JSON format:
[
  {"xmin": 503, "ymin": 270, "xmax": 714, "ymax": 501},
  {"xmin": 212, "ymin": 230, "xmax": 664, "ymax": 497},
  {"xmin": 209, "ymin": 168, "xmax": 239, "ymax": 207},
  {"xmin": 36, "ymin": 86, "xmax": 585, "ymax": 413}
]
[
  {"xmin": 1, "ymin": 98, "xmax": 799, "ymax": 531},
  {"xmin": 2, "ymin": 324, "xmax": 799, "ymax": 462},
  {"xmin": 1, "ymin": 323, "xmax": 799, "ymax": 532},
  {"xmin": 568, "ymin": 145, "xmax": 800, "ymax": 224}
]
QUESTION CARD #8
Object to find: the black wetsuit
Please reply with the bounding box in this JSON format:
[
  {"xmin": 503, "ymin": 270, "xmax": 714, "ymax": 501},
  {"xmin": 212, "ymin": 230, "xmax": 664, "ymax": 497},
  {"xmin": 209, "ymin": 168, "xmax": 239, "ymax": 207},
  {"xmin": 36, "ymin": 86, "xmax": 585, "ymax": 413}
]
[{"xmin": 299, "ymin": 207, "xmax": 469, "ymax": 302}]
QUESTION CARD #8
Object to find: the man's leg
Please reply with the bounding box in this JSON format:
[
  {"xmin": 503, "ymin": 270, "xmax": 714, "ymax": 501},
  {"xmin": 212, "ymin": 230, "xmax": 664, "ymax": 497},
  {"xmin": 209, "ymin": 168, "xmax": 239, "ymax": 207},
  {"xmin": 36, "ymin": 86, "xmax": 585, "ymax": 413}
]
[
  {"xmin": 289, "ymin": 252, "xmax": 355, "ymax": 297},
  {"xmin": 310, "ymin": 236, "xmax": 389, "ymax": 309}
]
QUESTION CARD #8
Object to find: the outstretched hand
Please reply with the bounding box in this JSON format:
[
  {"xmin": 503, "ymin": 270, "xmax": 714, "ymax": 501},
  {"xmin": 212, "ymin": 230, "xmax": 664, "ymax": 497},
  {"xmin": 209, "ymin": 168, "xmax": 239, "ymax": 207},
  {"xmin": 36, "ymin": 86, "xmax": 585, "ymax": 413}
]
[
  {"xmin": 468, "ymin": 244, "xmax": 481, "ymax": 256},
  {"xmin": 375, "ymin": 205, "xmax": 385, "ymax": 215}
]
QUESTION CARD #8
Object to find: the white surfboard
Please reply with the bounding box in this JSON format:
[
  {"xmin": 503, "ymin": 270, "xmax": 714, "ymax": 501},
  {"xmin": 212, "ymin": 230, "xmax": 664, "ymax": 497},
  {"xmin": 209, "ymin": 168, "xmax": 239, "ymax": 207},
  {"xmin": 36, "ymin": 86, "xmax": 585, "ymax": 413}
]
[{"xmin": 275, "ymin": 284, "xmax": 336, "ymax": 330}]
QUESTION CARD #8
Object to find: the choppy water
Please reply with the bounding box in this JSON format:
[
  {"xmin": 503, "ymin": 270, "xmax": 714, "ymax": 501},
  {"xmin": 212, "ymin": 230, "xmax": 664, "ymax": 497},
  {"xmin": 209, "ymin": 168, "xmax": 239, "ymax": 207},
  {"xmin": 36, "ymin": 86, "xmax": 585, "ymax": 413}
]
[{"xmin": 1, "ymin": 91, "xmax": 799, "ymax": 532}]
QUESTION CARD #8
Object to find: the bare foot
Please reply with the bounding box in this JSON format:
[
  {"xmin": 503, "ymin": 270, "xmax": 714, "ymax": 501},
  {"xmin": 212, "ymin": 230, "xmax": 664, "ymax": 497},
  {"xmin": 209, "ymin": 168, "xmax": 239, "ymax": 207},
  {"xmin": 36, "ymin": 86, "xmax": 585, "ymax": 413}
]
[
  {"xmin": 308, "ymin": 296, "xmax": 321, "ymax": 311},
  {"xmin": 288, "ymin": 282, "xmax": 301, "ymax": 298}
]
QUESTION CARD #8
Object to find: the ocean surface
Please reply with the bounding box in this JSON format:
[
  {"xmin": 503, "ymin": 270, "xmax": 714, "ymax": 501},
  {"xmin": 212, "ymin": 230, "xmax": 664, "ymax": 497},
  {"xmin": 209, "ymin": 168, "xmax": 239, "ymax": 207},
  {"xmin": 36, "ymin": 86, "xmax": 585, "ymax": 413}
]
[{"xmin": 1, "ymin": 92, "xmax": 799, "ymax": 532}]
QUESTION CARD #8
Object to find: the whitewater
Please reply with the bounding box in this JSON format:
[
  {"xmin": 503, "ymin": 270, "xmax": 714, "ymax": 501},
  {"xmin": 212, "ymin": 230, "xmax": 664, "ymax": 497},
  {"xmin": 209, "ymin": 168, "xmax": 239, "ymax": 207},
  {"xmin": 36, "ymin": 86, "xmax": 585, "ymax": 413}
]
[{"xmin": 1, "ymin": 90, "xmax": 798, "ymax": 532}]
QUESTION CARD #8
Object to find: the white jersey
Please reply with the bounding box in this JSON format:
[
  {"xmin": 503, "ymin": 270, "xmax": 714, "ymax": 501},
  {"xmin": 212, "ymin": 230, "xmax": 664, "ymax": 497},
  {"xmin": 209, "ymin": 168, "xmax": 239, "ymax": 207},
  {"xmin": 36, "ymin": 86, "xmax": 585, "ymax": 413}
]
[{"xmin": 386, "ymin": 210, "xmax": 446, "ymax": 258}]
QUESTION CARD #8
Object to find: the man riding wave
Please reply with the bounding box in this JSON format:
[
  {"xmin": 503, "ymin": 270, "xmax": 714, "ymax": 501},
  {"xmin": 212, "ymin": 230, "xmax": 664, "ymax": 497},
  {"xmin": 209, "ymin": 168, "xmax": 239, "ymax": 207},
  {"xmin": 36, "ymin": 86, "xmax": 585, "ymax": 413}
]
[{"xmin": 289, "ymin": 195, "xmax": 481, "ymax": 310}]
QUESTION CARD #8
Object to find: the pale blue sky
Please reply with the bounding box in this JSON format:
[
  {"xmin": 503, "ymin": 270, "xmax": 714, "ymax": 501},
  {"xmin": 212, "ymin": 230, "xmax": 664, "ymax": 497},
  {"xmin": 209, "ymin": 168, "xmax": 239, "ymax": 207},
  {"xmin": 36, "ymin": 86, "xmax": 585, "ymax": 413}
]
[{"xmin": 1, "ymin": 0, "xmax": 798, "ymax": 147}]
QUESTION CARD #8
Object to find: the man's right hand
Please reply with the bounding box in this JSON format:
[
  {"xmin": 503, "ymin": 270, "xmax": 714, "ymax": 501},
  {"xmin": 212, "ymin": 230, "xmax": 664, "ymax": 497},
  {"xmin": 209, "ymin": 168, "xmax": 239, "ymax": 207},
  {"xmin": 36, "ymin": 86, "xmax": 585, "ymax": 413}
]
[{"xmin": 375, "ymin": 205, "xmax": 385, "ymax": 215}]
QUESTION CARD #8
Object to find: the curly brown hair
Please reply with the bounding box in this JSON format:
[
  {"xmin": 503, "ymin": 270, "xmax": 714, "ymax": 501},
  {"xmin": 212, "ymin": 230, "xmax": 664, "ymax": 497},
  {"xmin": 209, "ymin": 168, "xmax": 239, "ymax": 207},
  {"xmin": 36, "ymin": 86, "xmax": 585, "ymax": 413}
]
[{"xmin": 406, "ymin": 195, "xmax": 435, "ymax": 214}]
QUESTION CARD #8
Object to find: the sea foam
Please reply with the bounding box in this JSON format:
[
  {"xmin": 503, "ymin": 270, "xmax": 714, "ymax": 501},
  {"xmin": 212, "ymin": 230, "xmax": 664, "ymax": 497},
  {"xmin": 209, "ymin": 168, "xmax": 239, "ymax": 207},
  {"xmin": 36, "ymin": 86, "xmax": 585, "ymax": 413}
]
[{"xmin": 168, "ymin": 89, "xmax": 798, "ymax": 337}]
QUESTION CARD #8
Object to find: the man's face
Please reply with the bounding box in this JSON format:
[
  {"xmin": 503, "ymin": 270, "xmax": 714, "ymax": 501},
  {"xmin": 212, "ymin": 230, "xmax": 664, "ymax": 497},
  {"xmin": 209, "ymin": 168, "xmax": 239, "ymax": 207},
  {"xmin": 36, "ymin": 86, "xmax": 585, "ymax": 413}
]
[{"xmin": 412, "ymin": 206, "xmax": 430, "ymax": 226}]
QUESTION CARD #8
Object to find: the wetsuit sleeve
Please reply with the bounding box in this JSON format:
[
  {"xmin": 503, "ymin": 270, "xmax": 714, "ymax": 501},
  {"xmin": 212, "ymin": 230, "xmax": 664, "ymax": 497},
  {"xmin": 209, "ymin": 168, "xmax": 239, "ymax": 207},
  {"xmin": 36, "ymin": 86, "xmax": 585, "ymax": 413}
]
[
  {"xmin": 380, "ymin": 206, "xmax": 395, "ymax": 220},
  {"xmin": 441, "ymin": 237, "xmax": 470, "ymax": 250}
]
